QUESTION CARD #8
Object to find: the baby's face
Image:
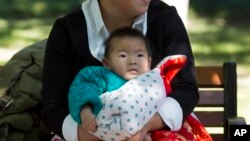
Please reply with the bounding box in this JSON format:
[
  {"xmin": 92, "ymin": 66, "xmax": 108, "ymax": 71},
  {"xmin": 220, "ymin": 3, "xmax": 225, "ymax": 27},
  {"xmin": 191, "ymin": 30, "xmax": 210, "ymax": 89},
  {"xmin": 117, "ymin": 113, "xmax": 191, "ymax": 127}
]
[{"xmin": 105, "ymin": 37, "xmax": 151, "ymax": 80}]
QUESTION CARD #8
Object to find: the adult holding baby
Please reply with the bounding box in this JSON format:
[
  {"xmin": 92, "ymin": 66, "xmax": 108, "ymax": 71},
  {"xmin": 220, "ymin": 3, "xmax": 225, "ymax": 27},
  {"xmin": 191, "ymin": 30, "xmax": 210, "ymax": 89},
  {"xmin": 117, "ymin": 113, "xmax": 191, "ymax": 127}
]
[{"xmin": 42, "ymin": 0, "xmax": 204, "ymax": 140}]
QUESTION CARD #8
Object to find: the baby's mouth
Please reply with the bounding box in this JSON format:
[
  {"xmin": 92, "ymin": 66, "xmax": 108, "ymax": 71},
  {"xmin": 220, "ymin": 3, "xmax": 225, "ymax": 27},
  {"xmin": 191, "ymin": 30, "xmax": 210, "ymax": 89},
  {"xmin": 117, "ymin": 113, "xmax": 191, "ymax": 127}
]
[{"xmin": 128, "ymin": 69, "xmax": 138, "ymax": 74}]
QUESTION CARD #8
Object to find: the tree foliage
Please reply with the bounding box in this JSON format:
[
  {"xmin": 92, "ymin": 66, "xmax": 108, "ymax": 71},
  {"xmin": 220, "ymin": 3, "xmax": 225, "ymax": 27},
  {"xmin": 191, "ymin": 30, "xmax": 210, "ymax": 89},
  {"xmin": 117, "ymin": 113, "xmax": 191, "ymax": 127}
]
[{"xmin": 190, "ymin": 0, "xmax": 250, "ymax": 25}]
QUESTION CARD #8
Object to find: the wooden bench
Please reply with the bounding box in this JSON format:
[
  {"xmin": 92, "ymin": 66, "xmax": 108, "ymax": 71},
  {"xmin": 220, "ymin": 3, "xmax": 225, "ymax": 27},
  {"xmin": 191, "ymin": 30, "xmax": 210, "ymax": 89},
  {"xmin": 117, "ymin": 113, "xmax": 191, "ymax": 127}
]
[
  {"xmin": 0, "ymin": 62, "xmax": 247, "ymax": 140},
  {"xmin": 195, "ymin": 62, "xmax": 246, "ymax": 141}
]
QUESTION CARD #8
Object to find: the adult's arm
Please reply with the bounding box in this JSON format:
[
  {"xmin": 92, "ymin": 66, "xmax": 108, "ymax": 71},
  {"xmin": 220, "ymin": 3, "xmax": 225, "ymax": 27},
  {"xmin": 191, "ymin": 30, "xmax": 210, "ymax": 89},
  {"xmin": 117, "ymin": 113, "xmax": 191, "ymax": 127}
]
[
  {"xmin": 147, "ymin": 1, "xmax": 199, "ymax": 131},
  {"xmin": 42, "ymin": 7, "xmax": 102, "ymax": 139},
  {"xmin": 42, "ymin": 18, "xmax": 74, "ymax": 138},
  {"xmin": 160, "ymin": 6, "xmax": 199, "ymax": 130}
]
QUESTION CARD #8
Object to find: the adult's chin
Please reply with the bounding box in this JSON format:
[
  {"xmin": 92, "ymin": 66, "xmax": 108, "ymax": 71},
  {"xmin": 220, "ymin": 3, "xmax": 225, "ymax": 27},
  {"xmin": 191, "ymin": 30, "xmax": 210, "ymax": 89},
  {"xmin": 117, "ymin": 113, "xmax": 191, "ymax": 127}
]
[{"xmin": 135, "ymin": 0, "xmax": 151, "ymax": 14}]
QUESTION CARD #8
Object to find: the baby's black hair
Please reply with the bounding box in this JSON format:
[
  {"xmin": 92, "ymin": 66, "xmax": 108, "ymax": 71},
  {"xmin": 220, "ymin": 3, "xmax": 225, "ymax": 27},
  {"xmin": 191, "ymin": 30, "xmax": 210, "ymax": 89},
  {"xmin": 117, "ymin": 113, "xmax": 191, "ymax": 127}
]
[{"xmin": 104, "ymin": 27, "xmax": 151, "ymax": 58}]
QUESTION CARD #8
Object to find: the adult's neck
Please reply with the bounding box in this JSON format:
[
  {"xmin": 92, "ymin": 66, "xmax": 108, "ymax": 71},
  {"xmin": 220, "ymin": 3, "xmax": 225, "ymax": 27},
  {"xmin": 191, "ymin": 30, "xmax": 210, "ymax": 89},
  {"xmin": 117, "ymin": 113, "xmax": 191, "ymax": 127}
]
[{"xmin": 99, "ymin": 0, "xmax": 136, "ymax": 33}]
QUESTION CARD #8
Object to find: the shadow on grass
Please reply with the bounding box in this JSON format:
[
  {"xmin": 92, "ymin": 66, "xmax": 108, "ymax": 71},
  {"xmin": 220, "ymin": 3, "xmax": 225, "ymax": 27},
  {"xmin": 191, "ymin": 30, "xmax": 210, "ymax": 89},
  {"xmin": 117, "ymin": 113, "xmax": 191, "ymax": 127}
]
[
  {"xmin": 0, "ymin": 18, "xmax": 53, "ymax": 48},
  {"xmin": 0, "ymin": 0, "xmax": 83, "ymax": 48},
  {"xmin": 189, "ymin": 24, "xmax": 250, "ymax": 67},
  {"xmin": 0, "ymin": 0, "xmax": 82, "ymax": 19}
]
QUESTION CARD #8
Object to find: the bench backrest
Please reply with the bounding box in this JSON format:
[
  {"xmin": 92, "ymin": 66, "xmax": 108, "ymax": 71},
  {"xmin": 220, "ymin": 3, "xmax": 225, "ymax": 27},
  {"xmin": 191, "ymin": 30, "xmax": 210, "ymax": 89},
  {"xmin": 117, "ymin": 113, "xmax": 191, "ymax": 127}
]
[{"xmin": 194, "ymin": 62, "xmax": 237, "ymax": 141}]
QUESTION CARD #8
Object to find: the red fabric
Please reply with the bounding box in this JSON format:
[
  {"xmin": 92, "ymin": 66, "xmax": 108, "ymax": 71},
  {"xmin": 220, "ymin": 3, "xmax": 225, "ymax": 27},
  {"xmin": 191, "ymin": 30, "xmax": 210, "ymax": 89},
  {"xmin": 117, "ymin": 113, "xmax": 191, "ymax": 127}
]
[
  {"xmin": 158, "ymin": 55, "xmax": 187, "ymax": 94},
  {"xmin": 151, "ymin": 116, "xmax": 213, "ymax": 141},
  {"xmin": 153, "ymin": 55, "xmax": 212, "ymax": 141}
]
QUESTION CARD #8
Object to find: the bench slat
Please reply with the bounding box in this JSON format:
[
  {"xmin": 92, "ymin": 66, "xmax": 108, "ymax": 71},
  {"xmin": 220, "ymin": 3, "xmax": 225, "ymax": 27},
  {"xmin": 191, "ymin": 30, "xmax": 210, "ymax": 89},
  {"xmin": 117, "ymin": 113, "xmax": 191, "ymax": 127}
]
[
  {"xmin": 198, "ymin": 90, "xmax": 224, "ymax": 106},
  {"xmin": 210, "ymin": 134, "xmax": 224, "ymax": 141},
  {"xmin": 196, "ymin": 66, "xmax": 223, "ymax": 86},
  {"xmin": 194, "ymin": 111, "xmax": 224, "ymax": 127}
]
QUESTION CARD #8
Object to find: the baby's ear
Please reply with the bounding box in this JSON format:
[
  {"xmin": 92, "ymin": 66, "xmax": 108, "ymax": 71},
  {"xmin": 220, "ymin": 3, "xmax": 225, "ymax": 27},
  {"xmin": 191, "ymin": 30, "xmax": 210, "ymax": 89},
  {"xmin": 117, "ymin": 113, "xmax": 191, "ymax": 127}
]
[
  {"xmin": 148, "ymin": 57, "xmax": 152, "ymax": 70},
  {"xmin": 102, "ymin": 57, "xmax": 110, "ymax": 69}
]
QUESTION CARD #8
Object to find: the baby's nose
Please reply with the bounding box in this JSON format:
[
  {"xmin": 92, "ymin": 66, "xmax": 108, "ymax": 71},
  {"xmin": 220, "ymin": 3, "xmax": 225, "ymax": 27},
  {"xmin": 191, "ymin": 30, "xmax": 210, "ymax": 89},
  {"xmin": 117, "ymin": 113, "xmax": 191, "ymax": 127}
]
[
  {"xmin": 128, "ymin": 58, "xmax": 136, "ymax": 65},
  {"xmin": 128, "ymin": 62, "xmax": 136, "ymax": 65}
]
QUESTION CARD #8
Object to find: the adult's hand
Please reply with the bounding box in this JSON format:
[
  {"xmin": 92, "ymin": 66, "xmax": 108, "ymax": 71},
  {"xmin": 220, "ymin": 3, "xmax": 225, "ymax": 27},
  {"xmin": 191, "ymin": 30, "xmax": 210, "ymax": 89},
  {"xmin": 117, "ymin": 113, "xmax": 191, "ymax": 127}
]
[
  {"xmin": 77, "ymin": 125, "xmax": 101, "ymax": 141},
  {"xmin": 127, "ymin": 112, "xmax": 165, "ymax": 141},
  {"xmin": 126, "ymin": 128, "xmax": 148, "ymax": 141},
  {"xmin": 147, "ymin": 112, "xmax": 166, "ymax": 131}
]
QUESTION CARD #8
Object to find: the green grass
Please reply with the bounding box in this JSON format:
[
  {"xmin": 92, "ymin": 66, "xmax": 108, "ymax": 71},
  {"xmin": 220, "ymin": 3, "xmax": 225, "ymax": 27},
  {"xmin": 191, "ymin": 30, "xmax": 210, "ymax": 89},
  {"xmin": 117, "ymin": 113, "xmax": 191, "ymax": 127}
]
[
  {"xmin": 0, "ymin": 0, "xmax": 83, "ymax": 50},
  {"xmin": 0, "ymin": 18, "xmax": 53, "ymax": 49},
  {"xmin": 187, "ymin": 17, "xmax": 250, "ymax": 76}
]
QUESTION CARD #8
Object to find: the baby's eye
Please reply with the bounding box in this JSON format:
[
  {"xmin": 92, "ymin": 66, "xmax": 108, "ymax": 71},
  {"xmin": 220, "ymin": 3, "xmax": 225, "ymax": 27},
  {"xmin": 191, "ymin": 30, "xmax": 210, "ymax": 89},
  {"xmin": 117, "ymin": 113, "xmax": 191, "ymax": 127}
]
[
  {"xmin": 119, "ymin": 54, "xmax": 126, "ymax": 58},
  {"xmin": 138, "ymin": 53, "xmax": 144, "ymax": 57}
]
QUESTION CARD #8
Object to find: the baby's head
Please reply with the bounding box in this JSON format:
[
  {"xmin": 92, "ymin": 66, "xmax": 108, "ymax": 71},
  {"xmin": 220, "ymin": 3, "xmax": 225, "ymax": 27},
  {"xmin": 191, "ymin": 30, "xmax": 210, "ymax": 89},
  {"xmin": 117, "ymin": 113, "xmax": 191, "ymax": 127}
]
[{"xmin": 103, "ymin": 27, "xmax": 152, "ymax": 80}]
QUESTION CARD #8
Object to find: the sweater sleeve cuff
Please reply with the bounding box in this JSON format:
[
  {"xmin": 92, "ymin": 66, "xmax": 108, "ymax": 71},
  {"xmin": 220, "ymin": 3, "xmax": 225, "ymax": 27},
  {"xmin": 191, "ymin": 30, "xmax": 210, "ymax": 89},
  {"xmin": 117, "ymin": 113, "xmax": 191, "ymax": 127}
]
[
  {"xmin": 62, "ymin": 114, "xmax": 78, "ymax": 141},
  {"xmin": 158, "ymin": 97, "xmax": 183, "ymax": 131}
]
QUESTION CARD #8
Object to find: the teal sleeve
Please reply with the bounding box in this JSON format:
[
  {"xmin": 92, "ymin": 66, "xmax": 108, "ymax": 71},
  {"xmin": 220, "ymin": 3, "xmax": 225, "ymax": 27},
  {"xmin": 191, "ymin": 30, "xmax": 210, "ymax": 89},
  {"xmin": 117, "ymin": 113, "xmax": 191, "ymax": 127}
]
[{"xmin": 68, "ymin": 66, "xmax": 126, "ymax": 124}]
